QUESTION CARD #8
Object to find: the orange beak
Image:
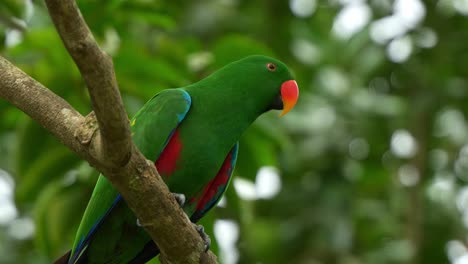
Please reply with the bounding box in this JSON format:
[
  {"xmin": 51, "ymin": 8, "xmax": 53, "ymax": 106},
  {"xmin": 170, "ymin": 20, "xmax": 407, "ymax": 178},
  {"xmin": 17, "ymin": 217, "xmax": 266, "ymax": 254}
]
[{"xmin": 280, "ymin": 80, "xmax": 299, "ymax": 117}]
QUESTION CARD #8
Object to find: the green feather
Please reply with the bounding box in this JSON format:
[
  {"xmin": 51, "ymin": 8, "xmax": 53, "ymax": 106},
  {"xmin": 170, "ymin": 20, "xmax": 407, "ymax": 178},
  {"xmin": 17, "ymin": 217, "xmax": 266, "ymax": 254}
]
[{"xmin": 68, "ymin": 55, "xmax": 296, "ymax": 263}]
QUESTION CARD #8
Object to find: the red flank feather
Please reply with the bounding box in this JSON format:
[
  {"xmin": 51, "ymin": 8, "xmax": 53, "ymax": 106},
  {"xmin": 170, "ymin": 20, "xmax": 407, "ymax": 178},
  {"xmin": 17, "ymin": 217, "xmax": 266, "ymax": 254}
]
[{"xmin": 155, "ymin": 129, "xmax": 183, "ymax": 177}]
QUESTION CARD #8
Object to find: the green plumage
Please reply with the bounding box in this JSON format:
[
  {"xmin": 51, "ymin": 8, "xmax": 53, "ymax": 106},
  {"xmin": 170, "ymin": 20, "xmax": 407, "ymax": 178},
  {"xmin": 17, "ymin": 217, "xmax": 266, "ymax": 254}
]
[{"xmin": 66, "ymin": 55, "xmax": 297, "ymax": 263}]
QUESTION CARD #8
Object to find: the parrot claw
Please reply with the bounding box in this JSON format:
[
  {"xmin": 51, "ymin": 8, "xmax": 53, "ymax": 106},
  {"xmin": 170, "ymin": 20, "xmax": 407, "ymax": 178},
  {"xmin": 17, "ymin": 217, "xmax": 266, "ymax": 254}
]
[
  {"xmin": 136, "ymin": 218, "xmax": 143, "ymax": 227},
  {"xmin": 172, "ymin": 193, "xmax": 186, "ymax": 207},
  {"xmin": 193, "ymin": 223, "xmax": 211, "ymax": 252}
]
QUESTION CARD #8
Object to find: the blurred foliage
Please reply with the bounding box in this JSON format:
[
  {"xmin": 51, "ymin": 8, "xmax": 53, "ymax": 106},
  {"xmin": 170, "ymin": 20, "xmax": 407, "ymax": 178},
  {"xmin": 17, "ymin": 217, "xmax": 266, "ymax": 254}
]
[{"xmin": 2, "ymin": 0, "xmax": 468, "ymax": 263}]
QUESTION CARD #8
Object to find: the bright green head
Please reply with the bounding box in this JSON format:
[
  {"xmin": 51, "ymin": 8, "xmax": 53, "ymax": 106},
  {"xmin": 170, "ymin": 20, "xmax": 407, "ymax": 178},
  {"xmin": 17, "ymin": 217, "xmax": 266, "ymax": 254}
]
[{"xmin": 187, "ymin": 55, "xmax": 299, "ymax": 119}]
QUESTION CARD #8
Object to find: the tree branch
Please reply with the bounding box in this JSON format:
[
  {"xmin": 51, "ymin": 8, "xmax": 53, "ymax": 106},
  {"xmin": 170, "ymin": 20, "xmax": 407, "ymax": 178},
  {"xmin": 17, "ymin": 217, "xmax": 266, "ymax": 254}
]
[
  {"xmin": 0, "ymin": 56, "xmax": 87, "ymax": 157},
  {"xmin": 0, "ymin": 0, "xmax": 218, "ymax": 262},
  {"xmin": 45, "ymin": 0, "xmax": 131, "ymax": 167}
]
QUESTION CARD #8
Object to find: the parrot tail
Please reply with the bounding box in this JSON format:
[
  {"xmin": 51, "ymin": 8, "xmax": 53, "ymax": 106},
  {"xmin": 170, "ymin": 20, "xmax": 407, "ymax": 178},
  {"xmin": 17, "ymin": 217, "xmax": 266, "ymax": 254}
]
[
  {"xmin": 52, "ymin": 240, "xmax": 159, "ymax": 264},
  {"xmin": 53, "ymin": 250, "xmax": 71, "ymax": 264},
  {"xmin": 128, "ymin": 241, "xmax": 160, "ymax": 264}
]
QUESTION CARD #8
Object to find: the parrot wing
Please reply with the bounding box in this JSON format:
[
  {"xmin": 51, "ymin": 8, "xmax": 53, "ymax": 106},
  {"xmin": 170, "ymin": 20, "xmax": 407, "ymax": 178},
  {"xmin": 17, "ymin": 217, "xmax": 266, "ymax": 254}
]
[
  {"xmin": 68, "ymin": 89, "xmax": 191, "ymax": 264},
  {"xmin": 189, "ymin": 143, "xmax": 238, "ymax": 222}
]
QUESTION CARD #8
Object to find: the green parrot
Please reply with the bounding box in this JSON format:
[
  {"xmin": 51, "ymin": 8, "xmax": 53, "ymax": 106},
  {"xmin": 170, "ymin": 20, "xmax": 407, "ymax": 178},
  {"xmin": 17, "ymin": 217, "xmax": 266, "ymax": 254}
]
[{"xmin": 55, "ymin": 55, "xmax": 299, "ymax": 264}]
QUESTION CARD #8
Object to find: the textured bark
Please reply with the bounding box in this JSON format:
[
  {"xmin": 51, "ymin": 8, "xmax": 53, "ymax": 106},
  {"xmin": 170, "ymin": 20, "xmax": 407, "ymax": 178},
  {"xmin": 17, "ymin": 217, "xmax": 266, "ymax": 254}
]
[
  {"xmin": 45, "ymin": 0, "xmax": 131, "ymax": 167},
  {"xmin": 0, "ymin": 0, "xmax": 218, "ymax": 263},
  {"xmin": 0, "ymin": 57, "xmax": 87, "ymax": 157}
]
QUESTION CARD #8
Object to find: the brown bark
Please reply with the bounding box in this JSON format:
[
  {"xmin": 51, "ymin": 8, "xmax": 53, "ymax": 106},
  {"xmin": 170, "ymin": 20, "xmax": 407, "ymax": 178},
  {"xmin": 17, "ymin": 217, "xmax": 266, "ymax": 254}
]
[{"xmin": 45, "ymin": 0, "xmax": 131, "ymax": 167}]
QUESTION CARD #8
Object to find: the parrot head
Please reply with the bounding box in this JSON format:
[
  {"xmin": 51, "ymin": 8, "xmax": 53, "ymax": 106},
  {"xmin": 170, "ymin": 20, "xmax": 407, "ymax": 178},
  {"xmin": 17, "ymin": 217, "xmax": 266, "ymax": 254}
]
[
  {"xmin": 187, "ymin": 55, "xmax": 299, "ymax": 121},
  {"xmin": 217, "ymin": 55, "xmax": 299, "ymax": 117}
]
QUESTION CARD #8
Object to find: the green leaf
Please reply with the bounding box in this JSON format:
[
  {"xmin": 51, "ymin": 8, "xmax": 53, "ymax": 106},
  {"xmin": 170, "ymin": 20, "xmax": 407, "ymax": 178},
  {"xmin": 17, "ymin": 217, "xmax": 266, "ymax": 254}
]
[
  {"xmin": 15, "ymin": 120, "xmax": 51, "ymax": 177},
  {"xmin": 211, "ymin": 34, "xmax": 275, "ymax": 68},
  {"xmin": 34, "ymin": 179, "xmax": 91, "ymax": 258},
  {"xmin": 0, "ymin": 0, "xmax": 26, "ymax": 19},
  {"xmin": 15, "ymin": 146, "xmax": 80, "ymax": 204}
]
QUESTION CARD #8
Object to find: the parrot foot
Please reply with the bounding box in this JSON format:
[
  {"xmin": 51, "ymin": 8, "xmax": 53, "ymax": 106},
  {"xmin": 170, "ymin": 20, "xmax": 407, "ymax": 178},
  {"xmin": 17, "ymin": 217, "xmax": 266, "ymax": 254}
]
[
  {"xmin": 172, "ymin": 193, "xmax": 186, "ymax": 207},
  {"xmin": 193, "ymin": 223, "xmax": 211, "ymax": 252}
]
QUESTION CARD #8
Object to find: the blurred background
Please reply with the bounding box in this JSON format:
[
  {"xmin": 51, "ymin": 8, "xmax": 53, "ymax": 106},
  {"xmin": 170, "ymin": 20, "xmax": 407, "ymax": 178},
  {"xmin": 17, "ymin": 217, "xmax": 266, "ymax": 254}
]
[{"xmin": 1, "ymin": 0, "xmax": 468, "ymax": 263}]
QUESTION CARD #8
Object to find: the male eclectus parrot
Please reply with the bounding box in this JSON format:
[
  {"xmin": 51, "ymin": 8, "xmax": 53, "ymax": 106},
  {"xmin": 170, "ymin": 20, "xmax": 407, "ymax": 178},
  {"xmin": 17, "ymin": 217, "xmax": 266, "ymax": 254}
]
[{"xmin": 56, "ymin": 55, "xmax": 299, "ymax": 264}]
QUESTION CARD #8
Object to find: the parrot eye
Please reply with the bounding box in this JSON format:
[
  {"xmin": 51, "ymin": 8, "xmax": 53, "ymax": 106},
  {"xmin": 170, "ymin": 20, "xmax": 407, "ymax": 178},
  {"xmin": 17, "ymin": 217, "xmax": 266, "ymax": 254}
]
[{"xmin": 266, "ymin": 63, "xmax": 277, "ymax": 72}]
